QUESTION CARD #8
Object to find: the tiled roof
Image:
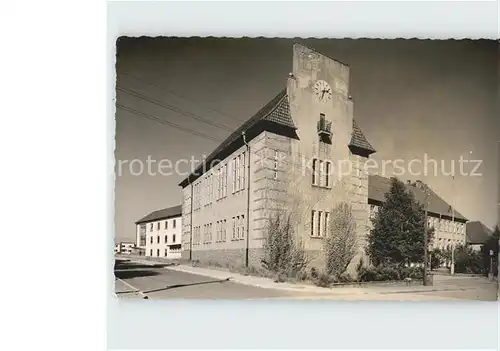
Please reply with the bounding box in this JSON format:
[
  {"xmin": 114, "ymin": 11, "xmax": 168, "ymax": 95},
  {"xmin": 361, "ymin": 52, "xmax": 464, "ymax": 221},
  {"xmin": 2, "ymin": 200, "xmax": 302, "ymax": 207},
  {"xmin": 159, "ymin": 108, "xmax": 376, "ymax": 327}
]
[
  {"xmin": 368, "ymin": 175, "xmax": 468, "ymax": 222},
  {"xmin": 179, "ymin": 90, "xmax": 376, "ymax": 187},
  {"xmin": 135, "ymin": 205, "xmax": 182, "ymax": 225},
  {"xmin": 350, "ymin": 120, "xmax": 376, "ymax": 153},
  {"xmin": 466, "ymin": 221, "xmax": 493, "ymax": 245}
]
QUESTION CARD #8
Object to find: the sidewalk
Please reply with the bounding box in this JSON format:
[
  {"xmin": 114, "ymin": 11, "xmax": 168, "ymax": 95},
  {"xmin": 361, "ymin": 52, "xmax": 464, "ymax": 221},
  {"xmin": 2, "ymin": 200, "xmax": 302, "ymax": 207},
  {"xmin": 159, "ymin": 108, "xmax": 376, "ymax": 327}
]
[{"xmin": 116, "ymin": 254, "xmax": 476, "ymax": 296}]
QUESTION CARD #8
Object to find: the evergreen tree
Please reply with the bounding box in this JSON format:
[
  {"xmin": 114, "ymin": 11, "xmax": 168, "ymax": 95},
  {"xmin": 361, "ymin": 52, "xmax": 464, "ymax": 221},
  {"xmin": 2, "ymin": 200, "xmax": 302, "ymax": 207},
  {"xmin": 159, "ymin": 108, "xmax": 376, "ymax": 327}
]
[{"xmin": 367, "ymin": 177, "xmax": 434, "ymax": 266}]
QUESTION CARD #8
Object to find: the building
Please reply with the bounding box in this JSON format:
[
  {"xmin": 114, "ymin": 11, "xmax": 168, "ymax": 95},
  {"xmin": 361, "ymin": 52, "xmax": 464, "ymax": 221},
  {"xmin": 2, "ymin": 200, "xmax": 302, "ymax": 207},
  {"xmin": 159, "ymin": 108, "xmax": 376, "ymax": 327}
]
[
  {"xmin": 179, "ymin": 43, "xmax": 376, "ymax": 274},
  {"xmin": 466, "ymin": 221, "xmax": 492, "ymax": 251},
  {"xmin": 368, "ymin": 175, "xmax": 468, "ymax": 251},
  {"xmin": 135, "ymin": 205, "xmax": 182, "ymax": 259},
  {"xmin": 114, "ymin": 241, "xmax": 135, "ymax": 254}
]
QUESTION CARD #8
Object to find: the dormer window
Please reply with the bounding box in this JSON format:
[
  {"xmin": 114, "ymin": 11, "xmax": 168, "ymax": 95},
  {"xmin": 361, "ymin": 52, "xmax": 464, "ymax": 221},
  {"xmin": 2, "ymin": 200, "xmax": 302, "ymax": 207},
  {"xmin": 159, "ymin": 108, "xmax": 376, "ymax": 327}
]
[{"xmin": 317, "ymin": 113, "xmax": 332, "ymax": 144}]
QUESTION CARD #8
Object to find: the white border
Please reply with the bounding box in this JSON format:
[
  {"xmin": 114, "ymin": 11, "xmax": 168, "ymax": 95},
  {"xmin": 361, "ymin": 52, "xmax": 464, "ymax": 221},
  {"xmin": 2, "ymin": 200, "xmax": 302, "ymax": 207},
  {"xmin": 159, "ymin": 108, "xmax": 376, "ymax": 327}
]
[{"xmin": 106, "ymin": 1, "xmax": 498, "ymax": 349}]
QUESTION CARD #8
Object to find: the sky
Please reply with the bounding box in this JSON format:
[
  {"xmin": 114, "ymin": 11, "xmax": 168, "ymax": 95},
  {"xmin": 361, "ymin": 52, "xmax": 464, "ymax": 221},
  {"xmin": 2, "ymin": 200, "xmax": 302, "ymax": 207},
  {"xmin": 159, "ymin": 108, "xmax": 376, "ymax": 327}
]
[{"xmin": 114, "ymin": 38, "xmax": 499, "ymax": 243}]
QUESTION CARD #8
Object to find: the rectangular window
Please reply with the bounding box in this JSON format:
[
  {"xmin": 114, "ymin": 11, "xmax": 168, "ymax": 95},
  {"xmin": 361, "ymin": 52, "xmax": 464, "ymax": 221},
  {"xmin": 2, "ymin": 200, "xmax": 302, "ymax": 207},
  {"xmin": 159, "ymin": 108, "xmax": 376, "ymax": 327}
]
[
  {"xmin": 236, "ymin": 156, "xmax": 240, "ymax": 191},
  {"xmin": 157, "ymin": 236, "xmax": 160, "ymax": 244},
  {"xmin": 165, "ymin": 221, "xmax": 168, "ymax": 229},
  {"xmin": 157, "ymin": 222, "xmax": 160, "ymax": 230},
  {"xmin": 165, "ymin": 248, "xmax": 168, "ymax": 257},
  {"xmin": 150, "ymin": 236, "xmax": 153, "ymax": 244},
  {"xmin": 324, "ymin": 212, "xmax": 329, "ymax": 237},
  {"xmin": 173, "ymin": 234, "xmax": 176, "ymax": 243},
  {"xmin": 150, "ymin": 223, "xmax": 153, "ymax": 231},
  {"xmin": 241, "ymin": 215, "xmax": 245, "ymax": 239},
  {"xmin": 164, "ymin": 235, "xmax": 168, "ymax": 243},
  {"xmin": 223, "ymin": 219, "xmax": 227, "ymax": 241},
  {"xmin": 325, "ymin": 161, "xmax": 330, "ymax": 187},
  {"xmin": 157, "ymin": 249, "xmax": 160, "ymax": 257},
  {"xmin": 312, "ymin": 159, "xmax": 317, "ymax": 185},
  {"xmin": 311, "ymin": 210, "xmax": 315, "ymax": 236},
  {"xmin": 236, "ymin": 216, "xmax": 240, "ymax": 239},
  {"xmin": 232, "ymin": 159, "xmax": 236, "ymax": 193},
  {"xmin": 150, "ymin": 249, "xmax": 153, "ymax": 256},
  {"xmin": 241, "ymin": 152, "xmax": 246, "ymax": 190},
  {"xmin": 223, "ymin": 165, "xmax": 227, "ymax": 197},
  {"xmin": 317, "ymin": 211, "xmax": 322, "ymax": 237},
  {"xmin": 173, "ymin": 219, "xmax": 176, "ymax": 228},
  {"xmin": 232, "ymin": 217, "xmax": 236, "ymax": 240},
  {"xmin": 274, "ymin": 150, "xmax": 278, "ymax": 179}
]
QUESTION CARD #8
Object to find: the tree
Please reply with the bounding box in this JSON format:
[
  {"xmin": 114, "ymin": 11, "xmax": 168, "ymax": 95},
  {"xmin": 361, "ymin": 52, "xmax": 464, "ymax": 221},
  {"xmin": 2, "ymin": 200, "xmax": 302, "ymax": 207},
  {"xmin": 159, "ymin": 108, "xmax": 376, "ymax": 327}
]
[
  {"xmin": 367, "ymin": 177, "xmax": 435, "ymax": 266},
  {"xmin": 454, "ymin": 244, "xmax": 484, "ymax": 274},
  {"xmin": 481, "ymin": 224, "xmax": 499, "ymax": 276},
  {"xmin": 430, "ymin": 248, "xmax": 444, "ymax": 270},
  {"xmin": 324, "ymin": 202, "xmax": 357, "ymax": 279}
]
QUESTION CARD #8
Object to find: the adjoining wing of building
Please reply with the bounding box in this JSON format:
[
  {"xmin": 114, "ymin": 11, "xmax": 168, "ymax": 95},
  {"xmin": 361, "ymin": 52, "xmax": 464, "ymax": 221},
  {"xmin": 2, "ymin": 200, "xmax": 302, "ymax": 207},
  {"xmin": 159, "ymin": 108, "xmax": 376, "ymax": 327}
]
[
  {"xmin": 368, "ymin": 175, "xmax": 468, "ymax": 251},
  {"xmin": 465, "ymin": 221, "xmax": 493, "ymax": 251},
  {"xmin": 135, "ymin": 205, "xmax": 182, "ymax": 259}
]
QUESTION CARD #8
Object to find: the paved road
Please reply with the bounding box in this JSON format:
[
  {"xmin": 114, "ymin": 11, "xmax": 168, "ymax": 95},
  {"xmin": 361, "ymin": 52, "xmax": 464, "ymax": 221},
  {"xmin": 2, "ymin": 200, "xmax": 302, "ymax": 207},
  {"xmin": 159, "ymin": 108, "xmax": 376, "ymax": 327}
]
[
  {"xmin": 114, "ymin": 259, "xmax": 306, "ymax": 299},
  {"xmin": 114, "ymin": 258, "xmax": 498, "ymax": 301}
]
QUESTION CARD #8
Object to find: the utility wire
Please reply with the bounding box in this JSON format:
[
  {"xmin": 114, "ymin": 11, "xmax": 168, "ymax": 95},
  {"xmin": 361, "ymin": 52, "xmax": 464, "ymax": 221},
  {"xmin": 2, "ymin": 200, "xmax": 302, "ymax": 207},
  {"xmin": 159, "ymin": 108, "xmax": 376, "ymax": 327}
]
[
  {"xmin": 119, "ymin": 71, "xmax": 246, "ymax": 123},
  {"xmin": 117, "ymin": 85, "xmax": 235, "ymax": 132},
  {"xmin": 117, "ymin": 103, "xmax": 223, "ymax": 143}
]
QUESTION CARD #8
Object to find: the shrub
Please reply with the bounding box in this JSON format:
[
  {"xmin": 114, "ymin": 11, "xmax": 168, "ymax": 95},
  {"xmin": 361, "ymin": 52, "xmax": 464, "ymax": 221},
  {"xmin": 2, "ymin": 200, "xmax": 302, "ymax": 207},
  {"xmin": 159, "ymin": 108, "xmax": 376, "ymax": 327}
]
[
  {"xmin": 315, "ymin": 272, "xmax": 332, "ymax": 287},
  {"xmin": 324, "ymin": 202, "xmax": 357, "ymax": 280},
  {"xmin": 454, "ymin": 245, "xmax": 485, "ymax": 274},
  {"xmin": 310, "ymin": 267, "xmax": 319, "ymax": 279},
  {"xmin": 262, "ymin": 209, "xmax": 310, "ymax": 277},
  {"xmin": 358, "ymin": 264, "xmax": 423, "ymax": 282}
]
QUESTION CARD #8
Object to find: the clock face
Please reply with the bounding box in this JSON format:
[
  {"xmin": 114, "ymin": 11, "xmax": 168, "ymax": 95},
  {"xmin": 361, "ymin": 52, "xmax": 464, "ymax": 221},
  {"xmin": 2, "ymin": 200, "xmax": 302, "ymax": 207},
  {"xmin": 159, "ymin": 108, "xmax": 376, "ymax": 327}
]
[{"xmin": 313, "ymin": 80, "xmax": 332, "ymax": 102}]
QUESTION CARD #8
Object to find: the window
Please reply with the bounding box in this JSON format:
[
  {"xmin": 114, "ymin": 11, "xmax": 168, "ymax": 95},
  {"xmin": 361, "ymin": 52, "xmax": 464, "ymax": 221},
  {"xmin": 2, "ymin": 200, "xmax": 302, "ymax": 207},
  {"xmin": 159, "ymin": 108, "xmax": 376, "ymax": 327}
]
[
  {"xmin": 223, "ymin": 165, "xmax": 227, "ymax": 197},
  {"xmin": 165, "ymin": 221, "xmax": 168, "ymax": 229},
  {"xmin": 311, "ymin": 210, "xmax": 315, "ymax": 236},
  {"xmin": 232, "ymin": 159, "xmax": 236, "ymax": 193},
  {"xmin": 157, "ymin": 236, "xmax": 160, "ymax": 244},
  {"xmin": 164, "ymin": 235, "xmax": 168, "ymax": 243},
  {"xmin": 173, "ymin": 234, "xmax": 176, "ymax": 243},
  {"xmin": 150, "ymin": 236, "xmax": 153, "ymax": 244},
  {"xmin": 150, "ymin": 223, "xmax": 153, "ymax": 231},
  {"xmin": 325, "ymin": 161, "xmax": 330, "ymax": 187},
  {"xmin": 236, "ymin": 216, "xmax": 240, "ymax": 239},
  {"xmin": 236, "ymin": 215, "xmax": 245, "ymax": 239},
  {"xmin": 236, "ymin": 156, "xmax": 240, "ymax": 191},
  {"xmin": 173, "ymin": 219, "xmax": 176, "ymax": 228},
  {"xmin": 157, "ymin": 249, "xmax": 160, "ymax": 257},
  {"xmin": 319, "ymin": 160, "xmax": 324, "ymax": 187},
  {"xmin": 312, "ymin": 159, "xmax": 317, "ymax": 185},
  {"xmin": 274, "ymin": 150, "xmax": 278, "ymax": 179},
  {"xmin": 209, "ymin": 223, "xmax": 213, "ymax": 243},
  {"xmin": 150, "ymin": 249, "xmax": 153, "ymax": 256},
  {"xmin": 232, "ymin": 217, "xmax": 236, "ymax": 240},
  {"xmin": 157, "ymin": 222, "xmax": 160, "ymax": 230},
  {"xmin": 317, "ymin": 211, "xmax": 322, "ymax": 237},
  {"xmin": 165, "ymin": 248, "xmax": 168, "ymax": 257},
  {"xmin": 241, "ymin": 152, "xmax": 246, "ymax": 190},
  {"xmin": 223, "ymin": 219, "xmax": 227, "ymax": 241},
  {"xmin": 324, "ymin": 212, "xmax": 329, "ymax": 236}
]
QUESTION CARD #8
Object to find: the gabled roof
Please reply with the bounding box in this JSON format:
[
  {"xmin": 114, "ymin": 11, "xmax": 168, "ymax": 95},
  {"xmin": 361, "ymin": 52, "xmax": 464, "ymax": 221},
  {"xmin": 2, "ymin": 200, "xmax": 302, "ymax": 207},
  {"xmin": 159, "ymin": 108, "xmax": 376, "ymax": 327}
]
[
  {"xmin": 368, "ymin": 175, "xmax": 468, "ymax": 222},
  {"xmin": 466, "ymin": 221, "xmax": 493, "ymax": 245},
  {"xmin": 135, "ymin": 205, "xmax": 182, "ymax": 225},
  {"xmin": 179, "ymin": 90, "xmax": 376, "ymax": 188}
]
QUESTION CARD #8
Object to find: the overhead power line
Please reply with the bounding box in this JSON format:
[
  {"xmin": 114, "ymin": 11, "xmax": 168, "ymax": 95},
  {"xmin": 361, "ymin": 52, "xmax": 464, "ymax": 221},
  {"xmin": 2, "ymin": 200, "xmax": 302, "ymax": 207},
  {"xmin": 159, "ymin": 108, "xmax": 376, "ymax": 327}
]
[
  {"xmin": 119, "ymin": 71, "xmax": 246, "ymax": 123},
  {"xmin": 116, "ymin": 103, "xmax": 223, "ymax": 143},
  {"xmin": 117, "ymin": 85, "xmax": 235, "ymax": 132}
]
